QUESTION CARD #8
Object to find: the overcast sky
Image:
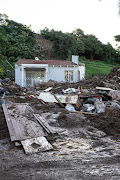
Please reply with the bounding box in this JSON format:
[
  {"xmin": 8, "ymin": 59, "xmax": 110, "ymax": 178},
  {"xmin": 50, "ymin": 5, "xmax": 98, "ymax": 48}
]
[{"xmin": 0, "ymin": 0, "xmax": 120, "ymax": 47}]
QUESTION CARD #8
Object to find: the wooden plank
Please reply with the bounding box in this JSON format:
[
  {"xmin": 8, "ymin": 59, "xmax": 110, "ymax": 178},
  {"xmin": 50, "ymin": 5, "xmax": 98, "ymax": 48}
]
[
  {"xmin": 52, "ymin": 93, "xmax": 65, "ymax": 108},
  {"xmin": 27, "ymin": 105, "xmax": 56, "ymax": 134},
  {"xmin": 35, "ymin": 114, "xmax": 56, "ymax": 134},
  {"xmin": 69, "ymin": 110, "xmax": 97, "ymax": 115},
  {"xmin": 12, "ymin": 103, "xmax": 45, "ymax": 138},
  {"xmin": 27, "ymin": 120, "xmax": 45, "ymax": 137},
  {"xmin": 5, "ymin": 103, "xmax": 46, "ymax": 141},
  {"xmin": 2, "ymin": 104, "xmax": 16, "ymax": 141},
  {"xmin": 96, "ymin": 87, "xmax": 113, "ymax": 91},
  {"xmin": 8, "ymin": 116, "xmax": 28, "ymax": 141},
  {"xmin": 75, "ymin": 97, "xmax": 82, "ymax": 110}
]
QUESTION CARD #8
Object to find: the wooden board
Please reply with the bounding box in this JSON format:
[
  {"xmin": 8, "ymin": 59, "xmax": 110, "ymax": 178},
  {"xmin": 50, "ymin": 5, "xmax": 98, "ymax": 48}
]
[
  {"xmin": 35, "ymin": 114, "xmax": 56, "ymax": 134},
  {"xmin": 26, "ymin": 104, "xmax": 56, "ymax": 134},
  {"xmin": 2, "ymin": 104, "xmax": 16, "ymax": 141},
  {"xmin": 2, "ymin": 103, "xmax": 45, "ymax": 141},
  {"xmin": 96, "ymin": 87, "xmax": 113, "ymax": 91}
]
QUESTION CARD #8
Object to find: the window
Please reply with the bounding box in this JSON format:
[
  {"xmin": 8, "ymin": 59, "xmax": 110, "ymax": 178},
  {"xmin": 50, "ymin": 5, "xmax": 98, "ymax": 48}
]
[
  {"xmin": 26, "ymin": 70, "xmax": 45, "ymax": 86},
  {"xmin": 65, "ymin": 70, "xmax": 73, "ymax": 81}
]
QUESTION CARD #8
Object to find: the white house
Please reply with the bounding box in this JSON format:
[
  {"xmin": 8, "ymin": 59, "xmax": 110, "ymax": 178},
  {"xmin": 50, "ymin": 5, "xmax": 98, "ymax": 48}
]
[{"xmin": 15, "ymin": 56, "xmax": 85, "ymax": 87}]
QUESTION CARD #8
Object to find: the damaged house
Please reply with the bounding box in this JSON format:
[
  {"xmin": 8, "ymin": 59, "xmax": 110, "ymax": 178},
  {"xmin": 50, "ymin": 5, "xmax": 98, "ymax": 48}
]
[{"xmin": 15, "ymin": 56, "xmax": 85, "ymax": 87}]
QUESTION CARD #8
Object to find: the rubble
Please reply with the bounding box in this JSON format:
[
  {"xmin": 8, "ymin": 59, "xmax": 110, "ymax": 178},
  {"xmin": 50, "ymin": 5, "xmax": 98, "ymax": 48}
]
[
  {"xmin": 108, "ymin": 90, "xmax": 120, "ymax": 100},
  {"xmin": 0, "ymin": 67, "xmax": 120, "ymax": 179}
]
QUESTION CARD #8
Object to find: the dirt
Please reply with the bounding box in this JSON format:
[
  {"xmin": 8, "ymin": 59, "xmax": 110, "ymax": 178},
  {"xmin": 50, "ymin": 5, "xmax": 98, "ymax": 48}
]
[
  {"xmin": 34, "ymin": 34, "xmax": 54, "ymax": 59},
  {"xmin": 86, "ymin": 107, "xmax": 120, "ymax": 140},
  {"xmin": 0, "ymin": 95, "xmax": 120, "ymax": 179},
  {"xmin": 0, "ymin": 68, "xmax": 120, "ymax": 179},
  {"xmin": 0, "ymin": 106, "xmax": 9, "ymax": 139}
]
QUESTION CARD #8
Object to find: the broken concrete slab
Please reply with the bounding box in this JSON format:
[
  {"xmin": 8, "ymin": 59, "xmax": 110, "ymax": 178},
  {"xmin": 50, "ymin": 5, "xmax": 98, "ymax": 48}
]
[
  {"xmin": 21, "ymin": 136, "xmax": 53, "ymax": 154},
  {"xmin": 38, "ymin": 92, "xmax": 81, "ymax": 108}
]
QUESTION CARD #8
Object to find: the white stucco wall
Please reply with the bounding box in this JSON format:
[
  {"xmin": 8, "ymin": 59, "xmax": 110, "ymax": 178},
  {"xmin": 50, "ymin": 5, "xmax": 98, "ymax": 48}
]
[
  {"xmin": 47, "ymin": 66, "xmax": 79, "ymax": 82},
  {"xmin": 15, "ymin": 63, "xmax": 85, "ymax": 87},
  {"xmin": 15, "ymin": 64, "xmax": 48, "ymax": 87},
  {"xmin": 15, "ymin": 64, "xmax": 23, "ymax": 86},
  {"xmin": 79, "ymin": 64, "xmax": 85, "ymax": 80}
]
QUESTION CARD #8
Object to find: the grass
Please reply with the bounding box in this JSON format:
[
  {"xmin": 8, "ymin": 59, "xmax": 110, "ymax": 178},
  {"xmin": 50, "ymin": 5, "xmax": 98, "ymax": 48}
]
[{"xmin": 80, "ymin": 60, "xmax": 120, "ymax": 76}]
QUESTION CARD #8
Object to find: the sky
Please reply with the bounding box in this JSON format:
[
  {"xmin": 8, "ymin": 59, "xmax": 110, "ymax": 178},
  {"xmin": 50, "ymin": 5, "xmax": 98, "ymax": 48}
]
[{"xmin": 0, "ymin": 0, "xmax": 120, "ymax": 47}]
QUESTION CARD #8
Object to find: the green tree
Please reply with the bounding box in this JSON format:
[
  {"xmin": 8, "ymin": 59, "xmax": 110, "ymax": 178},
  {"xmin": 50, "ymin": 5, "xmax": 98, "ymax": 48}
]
[
  {"xmin": 83, "ymin": 35, "xmax": 103, "ymax": 60},
  {"xmin": 40, "ymin": 28, "xmax": 85, "ymax": 59},
  {"xmin": 0, "ymin": 13, "xmax": 8, "ymax": 25},
  {"xmin": 0, "ymin": 26, "xmax": 9, "ymax": 59},
  {"xmin": 2, "ymin": 20, "xmax": 43, "ymax": 62},
  {"xmin": 72, "ymin": 28, "xmax": 85, "ymax": 39}
]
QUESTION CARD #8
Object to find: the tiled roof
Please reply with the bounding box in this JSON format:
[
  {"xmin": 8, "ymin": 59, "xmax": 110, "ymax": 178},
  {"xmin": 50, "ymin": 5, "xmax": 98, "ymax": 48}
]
[{"xmin": 16, "ymin": 59, "xmax": 77, "ymax": 66}]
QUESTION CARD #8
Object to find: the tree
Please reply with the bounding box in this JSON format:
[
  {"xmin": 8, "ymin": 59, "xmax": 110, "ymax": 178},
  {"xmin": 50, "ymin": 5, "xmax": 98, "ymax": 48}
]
[
  {"xmin": 114, "ymin": 35, "xmax": 120, "ymax": 63},
  {"xmin": 83, "ymin": 35, "xmax": 103, "ymax": 60},
  {"xmin": 0, "ymin": 26, "xmax": 9, "ymax": 59},
  {"xmin": 0, "ymin": 13, "xmax": 8, "ymax": 25},
  {"xmin": 2, "ymin": 20, "xmax": 43, "ymax": 62},
  {"xmin": 72, "ymin": 28, "xmax": 85, "ymax": 39}
]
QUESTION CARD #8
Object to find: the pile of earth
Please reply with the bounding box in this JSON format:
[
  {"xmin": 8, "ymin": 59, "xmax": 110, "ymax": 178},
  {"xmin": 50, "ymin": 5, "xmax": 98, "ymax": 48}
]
[
  {"xmin": 1, "ymin": 78, "xmax": 26, "ymax": 96},
  {"xmin": 86, "ymin": 107, "xmax": 120, "ymax": 139},
  {"xmin": 103, "ymin": 67, "xmax": 120, "ymax": 90}
]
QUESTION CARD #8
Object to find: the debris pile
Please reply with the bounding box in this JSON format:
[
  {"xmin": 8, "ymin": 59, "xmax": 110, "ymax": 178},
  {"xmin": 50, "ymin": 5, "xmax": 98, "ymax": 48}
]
[
  {"xmin": 103, "ymin": 67, "xmax": 120, "ymax": 90},
  {"xmin": 1, "ymin": 78, "xmax": 26, "ymax": 96},
  {"xmin": 87, "ymin": 107, "xmax": 120, "ymax": 139},
  {"xmin": 0, "ymin": 66, "xmax": 120, "ymax": 154}
]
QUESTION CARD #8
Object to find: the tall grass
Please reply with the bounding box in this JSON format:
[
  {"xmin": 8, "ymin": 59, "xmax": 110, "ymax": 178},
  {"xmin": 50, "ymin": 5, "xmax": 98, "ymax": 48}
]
[{"xmin": 80, "ymin": 60, "xmax": 119, "ymax": 76}]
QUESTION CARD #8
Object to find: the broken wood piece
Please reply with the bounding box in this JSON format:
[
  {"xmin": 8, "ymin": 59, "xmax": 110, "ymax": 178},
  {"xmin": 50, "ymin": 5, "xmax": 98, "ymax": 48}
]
[
  {"xmin": 44, "ymin": 87, "xmax": 53, "ymax": 92},
  {"xmin": 52, "ymin": 93, "xmax": 65, "ymax": 108},
  {"xmin": 2, "ymin": 104, "xmax": 16, "ymax": 141},
  {"xmin": 26, "ymin": 105, "xmax": 55, "ymax": 134},
  {"xmin": 69, "ymin": 110, "xmax": 97, "ymax": 115},
  {"xmin": 96, "ymin": 87, "xmax": 113, "ymax": 91},
  {"xmin": 38, "ymin": 92, "xmax": 80, "ymax": 105},
  {"xmin": 102, "ymin": 81, "xmax": 118, "ymax": 90},
  {"xmin": 35, "ymin": 114, "xmax": 56, "ymax": 134},
  {"xmin": 21, "ymin": 136, "xmax": 53, "ymax": 154},
  {"xmin": 3, "ymin": 103, "xmax": 46, "ymax": 142},
  {"xmin": 75, "ymin": 97, "xmax": 82, "ymax": 110}
]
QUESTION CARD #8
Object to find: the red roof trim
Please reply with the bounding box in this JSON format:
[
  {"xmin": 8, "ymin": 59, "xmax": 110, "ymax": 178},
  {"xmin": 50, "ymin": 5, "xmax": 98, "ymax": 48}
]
[{"xmin": 16, "ymin": 59, "xmax": 77, "ymax": 66}]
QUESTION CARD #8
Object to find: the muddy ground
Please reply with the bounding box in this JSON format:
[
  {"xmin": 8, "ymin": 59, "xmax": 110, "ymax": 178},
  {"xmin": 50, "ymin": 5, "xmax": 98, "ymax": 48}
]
[
  {"xmin": 0, "ymin": 68, "xmax": 120, "ymax": 180},
  {"xmin": 0, "ymin": 95, "xmax": 120, "ymax": 180}
]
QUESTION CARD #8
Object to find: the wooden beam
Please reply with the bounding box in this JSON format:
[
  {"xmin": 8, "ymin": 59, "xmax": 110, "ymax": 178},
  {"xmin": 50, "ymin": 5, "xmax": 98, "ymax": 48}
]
[{"xmin": 2, "ymin": 104, "xmax": 16, "ymax": 141}]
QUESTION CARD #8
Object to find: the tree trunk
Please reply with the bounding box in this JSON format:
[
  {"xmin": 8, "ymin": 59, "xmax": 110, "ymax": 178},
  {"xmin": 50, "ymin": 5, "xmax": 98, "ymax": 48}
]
[{"xmin": 90, "ymin": 54, "xmax": 94, "ymax": 61}]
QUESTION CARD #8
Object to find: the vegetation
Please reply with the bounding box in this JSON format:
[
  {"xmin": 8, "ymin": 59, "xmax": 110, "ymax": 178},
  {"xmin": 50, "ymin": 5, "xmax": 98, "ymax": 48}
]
[
  {"xmin": 40, "ymin": 28, "xmax": 119, "ymax": 63},
  {"xmin": 0, "ymin": 14, "xmax": 44, "ymax": 78},
  {"xmin": 80, "ymin": 59, "xmax": 119, "ymax": 76},
  {"xmin": 0, "ymin": 13, "xmax": 120, "ymax": 78}
]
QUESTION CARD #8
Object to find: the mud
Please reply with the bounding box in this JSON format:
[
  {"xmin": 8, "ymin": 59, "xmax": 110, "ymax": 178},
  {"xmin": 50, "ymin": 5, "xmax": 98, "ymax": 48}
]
[
  {"xmin": 86, "ymin": 107, "xmax": 120, "ymax": 139},
  {"xmin": 0, "ymin": 70, "xmax": 120, "ymax": 179},
  {"xmin": 0, "ymin": 96, "xmax": 120, "ymax": 180},
  {"xmin": 0, "ymin": 106, "xmax": 9, "ymax": 139}
]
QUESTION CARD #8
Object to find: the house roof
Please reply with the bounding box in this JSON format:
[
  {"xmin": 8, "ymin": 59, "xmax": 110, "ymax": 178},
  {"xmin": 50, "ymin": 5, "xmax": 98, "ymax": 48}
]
[{"xmin": 16, "ymin": 59, "xmax": 77, "ymax": 66}]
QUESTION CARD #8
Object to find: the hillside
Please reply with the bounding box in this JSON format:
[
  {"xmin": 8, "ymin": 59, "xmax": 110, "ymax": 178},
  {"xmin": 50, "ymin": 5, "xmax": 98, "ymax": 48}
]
[{"xmin": 34, "ymin": 34, "xmax": 54, "ymax": 59}]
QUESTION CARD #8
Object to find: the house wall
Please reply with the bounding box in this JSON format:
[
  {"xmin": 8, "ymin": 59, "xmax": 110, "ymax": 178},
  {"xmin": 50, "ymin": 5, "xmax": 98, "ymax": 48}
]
[
  {"xmin": 47, "ymin": 66, "xmax": 79, "ymax": 82},
  {"xmin": 79, "ymin": 64, "xmax": 85, "ymax": 80},
  {"xmin": 15, "ymin": 64, "xmax": 48, "ymax": 87},
  {"xmin": 15, "ymin": 64, "xmax": 23, "ymax": 86},
  {"xmin": 15, "ymin": 63, "xmax": 85, "ymax": 87}
]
